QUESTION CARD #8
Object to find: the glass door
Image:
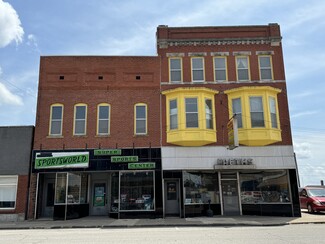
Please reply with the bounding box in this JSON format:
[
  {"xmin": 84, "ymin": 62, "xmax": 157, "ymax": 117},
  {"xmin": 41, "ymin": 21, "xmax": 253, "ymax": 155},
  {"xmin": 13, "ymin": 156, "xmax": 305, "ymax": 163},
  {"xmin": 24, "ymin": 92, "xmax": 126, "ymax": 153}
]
[{"xmin": 221, "ymin": 173, "xmax": 240, "ymax": 216}]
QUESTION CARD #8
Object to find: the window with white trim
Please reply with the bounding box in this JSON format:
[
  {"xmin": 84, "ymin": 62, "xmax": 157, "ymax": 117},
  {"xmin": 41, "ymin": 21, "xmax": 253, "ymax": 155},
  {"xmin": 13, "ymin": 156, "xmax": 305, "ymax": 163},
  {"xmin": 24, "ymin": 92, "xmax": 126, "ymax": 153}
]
[
  {"xmin": 191, "ymin": 57, "xmax": 204, "ymax": 82},
  {"xmin": 0, "ymin": 176, "xmax": 18, "ymax": 209},
  {"xmin": 250, "ymin": 96, "xmax": 265, "ymax": 127},
  {"xmin": 135, "ymin": 104, "xmax": 147, "ymax": 134},
  {"xmin": 169, "ymin": 58, "xmax": 182, "ymax": 83},
  {"xmin": 169, "ymin": 99, "xmax": 178, "ymax": 130},
  {"xmin": 214, "ymin": 57, "xmax": 227, "ymax": 81},
  {"xmin": 50, "ymin": 104, "xmax": 63, "ymax": 135},
  {"xmin": 97, "ymin": 104, "xmax": 110, "ymax": 135},
  {"xmin": 74, "ymin": 104, "xmax": 87, "ymax": 135},
  {"xmin": 205, "ymin": 99, "xmax": 213, "ymax": 129},
  {"xmin": 259, "ymin": 56, "xmax": 273, "ymax": 80},
  {"xmin": 232, "ymin": 98, "xmax": 243, "ymax": 128},
  {"xmin": 269, "ymin": 97, "xmax": 278, "ymax": 128},
  {"xmin": 185, "ymin": 98, "xmax": 198, "ymax": 128},
  {"xmin": 236, "ymin": 56, "xmax": 250, "ymax": 81}
]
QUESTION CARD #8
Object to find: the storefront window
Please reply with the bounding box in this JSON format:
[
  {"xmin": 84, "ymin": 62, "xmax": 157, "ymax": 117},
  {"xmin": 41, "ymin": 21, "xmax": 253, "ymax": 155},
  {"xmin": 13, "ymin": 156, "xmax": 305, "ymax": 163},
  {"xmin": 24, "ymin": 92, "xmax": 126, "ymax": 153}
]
[
  {"xmin": 240, "ymin": 170, "xmax": 290, "ymax": 204},
  {"xmin": 120, "ymin": 171, "xmax": 154, "ymax": 211},
  {"xmin": 183, "ymin": 172, "xmax": 219, "ymax": 204},
  {"xmin": 55, "ymin": 173, "xmax": 88, "ymax": 205}
]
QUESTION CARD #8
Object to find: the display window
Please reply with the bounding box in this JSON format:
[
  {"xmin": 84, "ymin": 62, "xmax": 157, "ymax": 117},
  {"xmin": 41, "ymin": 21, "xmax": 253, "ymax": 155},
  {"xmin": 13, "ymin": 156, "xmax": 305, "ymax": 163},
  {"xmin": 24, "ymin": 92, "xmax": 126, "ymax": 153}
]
[
  {"xmin": 183, "ymin": 172, "xmax": 220, "ymax": 205},
  {"xmin": 54, "ymin": 173, "xmax": 88, "ymax": 205},
  {"xmin": 240, "ymin": 170, "xmax": 290, "ymax": 204},
  {"xmin": 120, "ymin": 171, "xmax": 155, "ymax": 211}
]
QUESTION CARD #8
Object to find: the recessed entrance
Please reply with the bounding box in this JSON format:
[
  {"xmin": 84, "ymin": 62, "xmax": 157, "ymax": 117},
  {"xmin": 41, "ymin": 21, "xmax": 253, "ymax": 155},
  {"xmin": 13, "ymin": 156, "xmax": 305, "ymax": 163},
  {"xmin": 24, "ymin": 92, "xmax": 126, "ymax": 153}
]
[
  {"xmin": 221, "ymin": 173, "xmax": 240, "ymax": 216},
  {"xmin": 164, "ymin": 179, "xmax": 180, "ymax": 216}
]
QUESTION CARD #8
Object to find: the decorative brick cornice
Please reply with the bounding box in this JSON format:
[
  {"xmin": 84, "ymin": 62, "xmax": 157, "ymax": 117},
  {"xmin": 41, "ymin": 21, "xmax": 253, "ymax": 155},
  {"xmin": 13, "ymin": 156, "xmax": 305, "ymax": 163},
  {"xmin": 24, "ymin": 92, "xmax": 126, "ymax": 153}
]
[{"xmin": 158, "ymin": 37, "xmax": 282, "ymax": 49}]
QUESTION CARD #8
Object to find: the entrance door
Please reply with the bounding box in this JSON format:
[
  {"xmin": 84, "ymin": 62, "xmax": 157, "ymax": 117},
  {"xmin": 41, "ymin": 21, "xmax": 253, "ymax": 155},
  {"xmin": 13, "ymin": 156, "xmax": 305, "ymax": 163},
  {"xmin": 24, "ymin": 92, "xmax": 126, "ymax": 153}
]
[
  {"xmin": 221, "ymin": 173, "xmax": 240, "ymax": 216},
  {"xmin": 41, "ymin": 177, "xmax": 55, "ymax": 218},
  {"xmin": 91, "ymin": 182, "xmax": 108, "ymax": 216},
  {"xmin": 164, "ymin": 180, "xmax": 180, "ymax": 216}
]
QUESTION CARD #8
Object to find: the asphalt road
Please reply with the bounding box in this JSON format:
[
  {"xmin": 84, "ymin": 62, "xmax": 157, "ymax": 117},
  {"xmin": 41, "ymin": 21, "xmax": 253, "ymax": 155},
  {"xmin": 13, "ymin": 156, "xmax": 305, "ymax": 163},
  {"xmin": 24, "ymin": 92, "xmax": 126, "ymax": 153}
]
[{"xmin": 1, "ymin": 224, "xmax": 323, "ymax": 244}]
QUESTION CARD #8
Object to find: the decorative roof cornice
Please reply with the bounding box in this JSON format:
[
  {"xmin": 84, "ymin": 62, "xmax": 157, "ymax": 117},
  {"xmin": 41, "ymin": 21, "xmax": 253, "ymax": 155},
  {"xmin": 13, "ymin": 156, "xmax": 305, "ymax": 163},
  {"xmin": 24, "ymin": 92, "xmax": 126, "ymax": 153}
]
[{"xmin": 158, "ymin": 37, "xmax": 281, "ymax": 49}]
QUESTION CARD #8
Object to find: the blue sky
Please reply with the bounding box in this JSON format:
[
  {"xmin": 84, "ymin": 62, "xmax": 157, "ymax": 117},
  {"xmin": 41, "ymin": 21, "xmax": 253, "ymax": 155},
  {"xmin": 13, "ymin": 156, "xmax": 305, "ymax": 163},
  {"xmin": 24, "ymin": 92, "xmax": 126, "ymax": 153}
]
[{"xmin": 0, "ymin": 0, "xmax": 324, "ymax": 186}]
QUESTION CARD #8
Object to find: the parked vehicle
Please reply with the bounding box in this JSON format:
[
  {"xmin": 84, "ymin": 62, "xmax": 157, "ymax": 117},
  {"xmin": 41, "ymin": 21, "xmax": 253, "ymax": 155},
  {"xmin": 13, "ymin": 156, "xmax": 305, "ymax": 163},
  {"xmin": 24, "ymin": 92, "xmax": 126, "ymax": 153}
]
[{"xmin": 299, "ymin": 186, "xmax": 325, "ymax": 213}]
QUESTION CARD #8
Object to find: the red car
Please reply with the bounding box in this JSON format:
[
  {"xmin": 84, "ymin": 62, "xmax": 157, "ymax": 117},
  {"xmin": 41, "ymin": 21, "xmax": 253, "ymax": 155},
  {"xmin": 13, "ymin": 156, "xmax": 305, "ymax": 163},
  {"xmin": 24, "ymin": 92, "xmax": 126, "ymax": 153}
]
[{"xmin": 299, "ymin": 186, "xmax": 325, "ymax": 213}]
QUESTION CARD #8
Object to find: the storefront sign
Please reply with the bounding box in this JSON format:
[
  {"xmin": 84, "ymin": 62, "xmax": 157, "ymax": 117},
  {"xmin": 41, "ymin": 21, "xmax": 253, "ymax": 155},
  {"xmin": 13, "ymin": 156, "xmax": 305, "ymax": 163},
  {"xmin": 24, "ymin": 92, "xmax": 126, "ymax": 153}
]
[
  {"xmin": 94, "ymin": 149, "xmax": 122, "ymax": 156},
  {"xmin": 128, "ymin": 162, "xmax": 156, "ymax": 169},
  {"xmin": 216, "ymin": 158, "xmax": 253, "ymax": 165},
  {"xmin": 35, "ymin": 152, "xmax": 89, "ymax": 169},
  {"xmin": 111, "ymin": 156, "xmax": 138, "ymax": 163}
]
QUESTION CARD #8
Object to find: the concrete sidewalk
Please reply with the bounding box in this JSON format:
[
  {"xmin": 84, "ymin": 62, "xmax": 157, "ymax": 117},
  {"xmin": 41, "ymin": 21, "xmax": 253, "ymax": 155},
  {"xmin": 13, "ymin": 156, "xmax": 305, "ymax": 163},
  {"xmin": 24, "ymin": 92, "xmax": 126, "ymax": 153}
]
[{"xmin": 0, "ymin": 211, "xmax": 324, "ymax": 230}]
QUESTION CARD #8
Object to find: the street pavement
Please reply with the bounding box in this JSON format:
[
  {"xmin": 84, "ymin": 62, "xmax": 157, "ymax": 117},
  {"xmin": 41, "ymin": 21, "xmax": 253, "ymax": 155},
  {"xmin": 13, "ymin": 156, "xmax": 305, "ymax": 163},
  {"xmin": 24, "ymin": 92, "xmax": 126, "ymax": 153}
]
[{"xmin": 0, "ymin": 210, "xmax": 324, "ymax": 230}]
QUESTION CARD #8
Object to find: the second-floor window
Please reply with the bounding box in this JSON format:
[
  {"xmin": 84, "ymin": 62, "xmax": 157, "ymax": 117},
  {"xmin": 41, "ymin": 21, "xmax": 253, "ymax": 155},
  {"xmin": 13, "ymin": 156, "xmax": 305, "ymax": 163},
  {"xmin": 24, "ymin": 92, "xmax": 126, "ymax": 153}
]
[
  {"xmin": 74, "ymin": 104, "xmax": 87, "ymax": 135},
  {"xmin": 135, "ymin": 104, "xmax": 147, "ymax": 135},
  {"xmin": 185, "ymin": 98, "xmax": 198, "ymax": 128},
  {"xmin": 169, "ymin": 58, "xmax": 182, "ymax": 83},
  {"xmin": 191, "ymin": 57, "xmax": 204, "ymax": 82},
  {"xmin": 169, "ymin": 99, "xmax": 178, "ymax": 130},
  {"xmin": 269, "ymin": 97, "xmax": 278, "ymax": 128},
  {"xmin": 259, "ymin": 56, "xmax": 273, "ymax": 80},
  {"xmin": 214, "ymin": 57, "xmax": 227, "ymax": 81},
  {"xmin": 205, "ymin": 99, "xmax": 213, "ymax": 129},
  {"xmin": 250, "ymin": 97, "xmax": 264, "ymax": 127},
  {"xmin": 97, "ymin": 104, "xmax": 110, "ymax": 135},
  {"xmin": 232, "ymin": 98, "xmax": 243, "ymax": 128},
  {"xmin": 49, "ymin": 104, "xmax": 63, "ymax": 136},
  {"xmin": 236, "ymin": 56, "xmax": 250, "ymax": 81}
]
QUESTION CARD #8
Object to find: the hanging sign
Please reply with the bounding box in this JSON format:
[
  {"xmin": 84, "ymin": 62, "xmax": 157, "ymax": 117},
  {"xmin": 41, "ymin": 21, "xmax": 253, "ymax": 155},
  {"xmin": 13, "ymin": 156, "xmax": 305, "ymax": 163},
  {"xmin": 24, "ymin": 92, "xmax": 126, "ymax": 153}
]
[{"xmin": 228, "ymin": 116, "xmax": 239, "ymax": 150}]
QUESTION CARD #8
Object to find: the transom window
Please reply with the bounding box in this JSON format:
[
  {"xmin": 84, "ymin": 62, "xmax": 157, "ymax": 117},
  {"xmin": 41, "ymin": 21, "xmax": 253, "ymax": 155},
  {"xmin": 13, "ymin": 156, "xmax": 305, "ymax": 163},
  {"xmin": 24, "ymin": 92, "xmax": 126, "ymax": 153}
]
[
  {"xmin": 232, "ymin": 98, "xmax": 243, "ymax": 128},
  {"xmin": 169, "ymin": 99, "xmax": 178, "ymax": 130},
  {"xmin": 49, "ymin": 104, "xmax": 63, "ymax": 135},
  {"xmin": 169, "ymin": 58, "xmax": 182, "ymax": 83},
  {"xmin": 205, "ymin": 99, "xmax": 213, "ymax": 129},
  {"xmin": 269, "ymin": 97, "xmax": 278, "ymax": 128},
  {"xmin": 259, "ymin": 56, "xmax": 273, "ymax": 80},
  {"xmin": 214, "ymin": 57, "xmax": 227, "ymax": 81},
  {"xmin": 185, "ymin": 98, "xmax": 199, "ymax": 128},
  {"xmin": 97, "ymin": 104, "xmax": 110, "ymax": 135},
  {"xmin": 135, "ymin": 104, "xmax": 147, "ymax": 135},
  {"xmin": 250, "ymin": 97, "xmax": 264, "ymax": 127},
  {"xmin": 191, "ymin": 57, "xmax": 204, "ymax": 82},
  {"xmin": 236, "ymin": 57, "xmax": 250, "ymax": 81},
  {"xmin": 74, "ymin": 104, "xmax": 87, "ymax": 135}
]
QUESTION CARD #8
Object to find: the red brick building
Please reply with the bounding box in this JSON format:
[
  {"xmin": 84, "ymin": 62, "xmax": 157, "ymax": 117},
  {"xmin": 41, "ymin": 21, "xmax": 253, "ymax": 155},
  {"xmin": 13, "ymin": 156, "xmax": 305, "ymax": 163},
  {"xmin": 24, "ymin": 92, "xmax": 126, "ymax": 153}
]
[{"xmin": 28, "ymin": 24, "xmax": 300, "ymax": 220}]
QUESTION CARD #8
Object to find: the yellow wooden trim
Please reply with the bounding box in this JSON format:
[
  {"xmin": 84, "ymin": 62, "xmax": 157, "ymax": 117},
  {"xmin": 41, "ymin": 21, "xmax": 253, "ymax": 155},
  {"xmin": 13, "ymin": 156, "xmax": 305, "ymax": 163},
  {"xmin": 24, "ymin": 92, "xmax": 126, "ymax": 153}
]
[
  {"xmin": 134, "ymin": 103, "xmax": 148, "ymax": 135},
  {"xmin": 258, "ymin": 55, "xmax": 274, "ymax": 81},
  {"xmin": 168, "ymin": 57, "xmax": 183, "ymax": 83},
  {"xmin": 73, "ymin": 103, "xmax": 88, "ymax": 136},
  {"xmin": 49, "ymin": 103, "xmax": 64, "ymax": 136},
  {"xmin": 96, "ymin": 103, "xmax": 111, "ymax": 135}
]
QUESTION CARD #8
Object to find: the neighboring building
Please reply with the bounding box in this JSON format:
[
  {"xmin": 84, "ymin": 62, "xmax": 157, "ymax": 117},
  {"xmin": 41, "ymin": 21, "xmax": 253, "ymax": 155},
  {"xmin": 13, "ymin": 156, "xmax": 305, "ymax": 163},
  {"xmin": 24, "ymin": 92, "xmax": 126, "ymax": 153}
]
[
  {"xmin": 157, "ymin": 24, "xmax": 300, "ymax": 217},
  {"xmin": 28, "ymin": 23, "xmax": 300, "ymax": 220},
  {"xmin": 28, "ymin": 57, "xmax": 162, "ymax": 220},
  {"xmin": 0, "ymin": 126, "xmax": 34, "ymax": 221}
]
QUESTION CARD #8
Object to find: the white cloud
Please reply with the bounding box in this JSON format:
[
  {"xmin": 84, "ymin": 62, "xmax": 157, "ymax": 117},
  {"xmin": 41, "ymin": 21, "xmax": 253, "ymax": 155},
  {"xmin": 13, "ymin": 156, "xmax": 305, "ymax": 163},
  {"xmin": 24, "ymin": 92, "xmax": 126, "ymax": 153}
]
[
  {"xmin": 0, "ymin": 82, "xmax": 23, "ymax": 106},
  {"xmin": 294, "ymin": 142, "xmax": 312, "ymax": 160},
  {"xmin": 290, "ymin": 110, "xmax": 318, "ymax": 119},
  {"xmin": 0, "ymin": 0, "xmax": 24, "ymax": 48}
]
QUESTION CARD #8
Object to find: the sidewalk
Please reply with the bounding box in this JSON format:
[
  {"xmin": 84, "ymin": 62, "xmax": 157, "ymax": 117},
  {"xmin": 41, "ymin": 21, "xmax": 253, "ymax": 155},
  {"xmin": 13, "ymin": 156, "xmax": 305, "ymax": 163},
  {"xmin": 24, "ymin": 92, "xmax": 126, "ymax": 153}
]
[{"xmin": 0, "ymin": 211, "xmax": 324, "ymax": 230}]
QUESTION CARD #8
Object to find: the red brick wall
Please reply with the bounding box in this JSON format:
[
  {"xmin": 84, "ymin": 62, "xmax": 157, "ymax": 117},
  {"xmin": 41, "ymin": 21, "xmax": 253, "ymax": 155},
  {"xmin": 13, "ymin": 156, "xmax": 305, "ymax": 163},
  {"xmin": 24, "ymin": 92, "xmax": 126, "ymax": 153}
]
[{"xmin": 34, "ymin": 56, "xmax": 161, "ymax": 150}]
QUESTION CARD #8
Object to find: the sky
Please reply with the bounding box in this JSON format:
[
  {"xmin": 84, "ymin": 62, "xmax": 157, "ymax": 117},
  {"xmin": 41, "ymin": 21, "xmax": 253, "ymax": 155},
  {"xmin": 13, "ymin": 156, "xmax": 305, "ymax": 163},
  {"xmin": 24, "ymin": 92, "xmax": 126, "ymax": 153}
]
[{"xmin": 0, "ymin": 0, "xmax": 324, "ymax": 186}]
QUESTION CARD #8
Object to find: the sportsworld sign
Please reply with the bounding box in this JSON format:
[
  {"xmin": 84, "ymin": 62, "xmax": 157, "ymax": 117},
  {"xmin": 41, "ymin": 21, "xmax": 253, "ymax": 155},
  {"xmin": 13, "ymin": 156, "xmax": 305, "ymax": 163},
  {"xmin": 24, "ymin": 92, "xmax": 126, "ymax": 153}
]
[{"xmin": 35, "ymin": 152, "xmax": 89, "ymax": 169}]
